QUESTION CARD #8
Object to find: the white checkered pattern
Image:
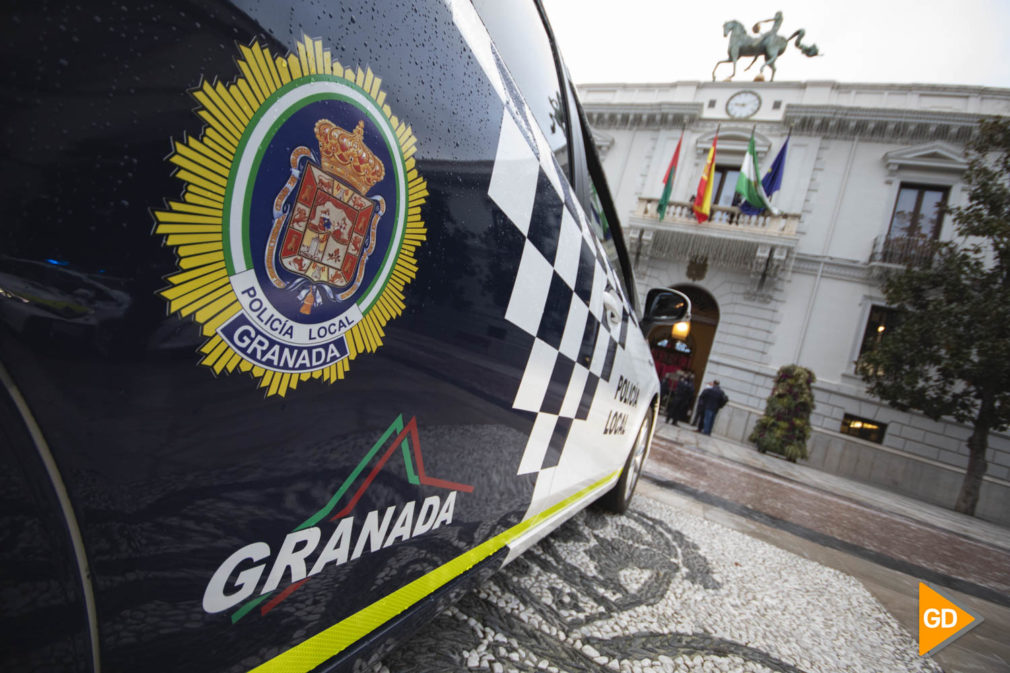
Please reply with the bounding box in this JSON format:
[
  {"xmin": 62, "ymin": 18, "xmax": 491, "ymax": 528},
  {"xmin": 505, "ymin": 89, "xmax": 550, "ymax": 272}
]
[{"xmin": 489, "ymin": 104, "xmax": 633, "ymax": 477}]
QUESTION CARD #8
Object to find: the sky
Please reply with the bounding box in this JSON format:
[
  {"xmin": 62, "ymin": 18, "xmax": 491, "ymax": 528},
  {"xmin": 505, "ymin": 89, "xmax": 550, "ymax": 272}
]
[{"xmin": 540, "ymin": 0, "xmax": 1010, "ymax": 89}]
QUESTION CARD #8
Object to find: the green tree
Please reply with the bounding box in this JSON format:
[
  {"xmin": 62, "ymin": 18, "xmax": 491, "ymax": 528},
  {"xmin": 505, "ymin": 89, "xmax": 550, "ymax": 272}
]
[
  {"xmin": 859, "ymin": 118, "xmax": 1010, "ymax": 516},
  {"xmin": 750, "ymin": 364, "xmax": 816, "ymax": 462}
]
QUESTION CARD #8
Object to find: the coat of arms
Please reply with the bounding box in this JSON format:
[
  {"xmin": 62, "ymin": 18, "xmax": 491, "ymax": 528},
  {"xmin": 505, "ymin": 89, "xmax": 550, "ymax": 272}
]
[
  {"xmin": 267, "ymin": 120, "xmax": 386, "ymax": 315},
  {"xmin": 153, "ymin": 36, "xmax": 426, "ymax": 396}
]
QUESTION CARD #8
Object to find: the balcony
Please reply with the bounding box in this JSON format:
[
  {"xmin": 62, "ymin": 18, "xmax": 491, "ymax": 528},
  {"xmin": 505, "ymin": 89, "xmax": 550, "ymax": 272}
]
[
  {"xmin": 625, "ymin": 197, "xmax": 801, "ymax": 276},
  {"xmin": 868, "ymin": 235, "xmax": 936, "ymax": 276}
]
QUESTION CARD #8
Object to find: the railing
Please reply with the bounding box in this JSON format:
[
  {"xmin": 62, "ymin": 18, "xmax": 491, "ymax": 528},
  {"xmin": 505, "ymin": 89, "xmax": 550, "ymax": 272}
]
[
  {"xmin": 869, "ymin": 235, "xmax": 936, "ymax": 267},
  {"xmin": 634, "ymin": 197, "xmax": 800, "ymax": 237}
]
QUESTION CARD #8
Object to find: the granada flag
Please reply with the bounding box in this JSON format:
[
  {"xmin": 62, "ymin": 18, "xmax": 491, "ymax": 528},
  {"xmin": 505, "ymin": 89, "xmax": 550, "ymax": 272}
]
[
  {"xmin": 657, "ymin": 130, "xmax": 683, "ymax": 220},
  {"xmin": 693, "ymin": 130, "xmax": 718, "ymax": 223}
]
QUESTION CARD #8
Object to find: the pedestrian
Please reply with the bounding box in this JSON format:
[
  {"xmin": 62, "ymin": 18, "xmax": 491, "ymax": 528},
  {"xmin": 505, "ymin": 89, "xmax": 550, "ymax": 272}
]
[
  {"xmin": 696, "ymin": 380, "xmax": 728, "ymax": 436},
  {"xmin": 669, "ymin": 372, "xmax": 694, "ymax": 426},
  {"xmin": 664, "ymin": 372, "xmax": 681, "ymax": 423}
]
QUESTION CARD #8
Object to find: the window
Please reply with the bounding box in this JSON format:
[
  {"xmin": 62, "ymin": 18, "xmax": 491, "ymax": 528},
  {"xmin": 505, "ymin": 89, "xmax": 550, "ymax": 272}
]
[
  {"xmin": 840, "ymin": 414, "xmax": 887, "ymax": 444},
  {"xmin": 772, "ymin": 100, "xmax": 782, "ymax": 110},
  {"xmin": 473, "ymin": 0, "xmax": 569, "ymax": 177},
  {"xmin": 711, "ymin": 167, "xmax": 741, "ymax": 207},
  {"xmin": 857, "ymin": 305, "xmax": 900, "ymax": 359},
  {"xmin": 888, "ymin": 184, "xmax": 948, "ymax": 239}
]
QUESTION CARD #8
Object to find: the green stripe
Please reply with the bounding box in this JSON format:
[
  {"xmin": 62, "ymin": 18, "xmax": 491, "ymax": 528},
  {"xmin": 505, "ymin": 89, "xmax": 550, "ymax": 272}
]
[
  {"xmin": 294, "ymin": 414, "xmax": 406, "ymax": 532},
  {"xmin": 231, "ymin": 592, "xmax": 273, "ymax": 624},
  {"xmin": 401, "ymin": 438, "xmax": 419, "ymax": 486}
]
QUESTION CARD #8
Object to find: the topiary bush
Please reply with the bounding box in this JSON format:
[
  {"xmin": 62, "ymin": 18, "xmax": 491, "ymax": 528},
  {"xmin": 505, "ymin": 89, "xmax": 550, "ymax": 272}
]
[{"xmin": 749, "ymin": 364, "xmax": 816, "ymax": 462}]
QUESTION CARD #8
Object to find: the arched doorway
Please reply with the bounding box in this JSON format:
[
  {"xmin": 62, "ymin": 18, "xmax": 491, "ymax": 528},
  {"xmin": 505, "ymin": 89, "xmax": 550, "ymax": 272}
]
[{"xmin": 646, "ymin": 285, "xmax": 720, "ymax": 391}]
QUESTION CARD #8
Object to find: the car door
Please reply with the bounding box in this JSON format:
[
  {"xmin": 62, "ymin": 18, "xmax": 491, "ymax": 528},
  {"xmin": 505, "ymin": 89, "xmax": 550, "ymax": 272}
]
[{"xmin": 0, "ymin": 1, "xmax": 658, "ymax": 671}]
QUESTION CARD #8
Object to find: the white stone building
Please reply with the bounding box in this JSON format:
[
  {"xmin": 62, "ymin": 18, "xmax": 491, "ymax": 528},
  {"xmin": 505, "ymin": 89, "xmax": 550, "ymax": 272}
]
[{"xmin": 580, "ymin": 80, "xmax": 1010, "ymax": 524}]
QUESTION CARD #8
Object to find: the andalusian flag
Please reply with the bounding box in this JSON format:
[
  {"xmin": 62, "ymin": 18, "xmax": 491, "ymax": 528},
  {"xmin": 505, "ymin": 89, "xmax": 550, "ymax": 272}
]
[
  {"xmin": 740, "ymin": 131, "xmax": 790, "ymax": 215},
  {"xmin": 657, "ymin": 131, "xmax": 683, "ymax": 220},
  {"xmin": 693, "ymin": 131, "xmax": 718, "ymax": 223},
  {"xmin": 735, "ymin": 132, "xmax": 779, "ymax": 215}
]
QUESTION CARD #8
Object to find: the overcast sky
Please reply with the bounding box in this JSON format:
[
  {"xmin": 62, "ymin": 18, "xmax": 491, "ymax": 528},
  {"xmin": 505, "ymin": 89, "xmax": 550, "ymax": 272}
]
[{"xmin": 541, "ymin": 0, "xmax": 1010, "ymax": 89}]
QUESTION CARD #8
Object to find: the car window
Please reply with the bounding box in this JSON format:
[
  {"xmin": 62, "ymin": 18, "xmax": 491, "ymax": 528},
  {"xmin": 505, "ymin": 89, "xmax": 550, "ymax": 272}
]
[{"xmin": 472, "ymin": 0, "xmax": 570, "ymax": 178}]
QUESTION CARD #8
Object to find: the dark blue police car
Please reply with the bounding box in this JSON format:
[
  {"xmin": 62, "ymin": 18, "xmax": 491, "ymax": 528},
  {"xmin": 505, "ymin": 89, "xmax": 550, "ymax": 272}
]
[{"xmin": 0, "ymin": 1, "xmax": 684, "ymax": 670}]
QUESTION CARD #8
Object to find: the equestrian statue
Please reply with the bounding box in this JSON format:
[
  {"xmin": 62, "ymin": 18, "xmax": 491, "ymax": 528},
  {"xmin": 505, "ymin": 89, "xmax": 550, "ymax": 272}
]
[{"xmin": 712, "ymin": 11, "xmax": 821, "ymax": 82}]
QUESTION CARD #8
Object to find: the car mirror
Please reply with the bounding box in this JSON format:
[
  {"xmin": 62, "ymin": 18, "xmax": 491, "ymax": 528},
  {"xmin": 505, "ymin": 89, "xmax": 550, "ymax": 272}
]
[{"xmin": 641, "ymin": 288, "xmax": 692, "ymax": 338}]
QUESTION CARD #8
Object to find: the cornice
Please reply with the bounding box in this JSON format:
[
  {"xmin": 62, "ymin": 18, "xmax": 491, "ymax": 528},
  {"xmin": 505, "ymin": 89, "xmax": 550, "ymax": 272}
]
[
  {"xmin": 582, "ymin": 102, "xmax": 703, "ymax": 129},
  {"xmin": 783, "ymin": 104, "xmax": 981, "ymax": 143}
]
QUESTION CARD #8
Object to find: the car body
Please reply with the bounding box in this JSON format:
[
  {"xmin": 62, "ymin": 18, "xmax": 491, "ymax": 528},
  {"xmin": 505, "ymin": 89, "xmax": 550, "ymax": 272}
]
[{"xmin": 0, "ymin": 1, "xmax": 661, "ymax": 671}]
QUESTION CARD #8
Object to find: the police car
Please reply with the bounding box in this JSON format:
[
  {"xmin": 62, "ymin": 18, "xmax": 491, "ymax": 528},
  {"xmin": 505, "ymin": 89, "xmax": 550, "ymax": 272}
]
[{"xmin": 0, "ymin": 1, "xmax": 683, "ymax": 670}]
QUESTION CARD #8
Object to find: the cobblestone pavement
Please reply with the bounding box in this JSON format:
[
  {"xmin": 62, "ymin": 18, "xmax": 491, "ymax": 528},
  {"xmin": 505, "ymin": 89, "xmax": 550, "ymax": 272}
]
[
  {"xmin": 644, "ymin": 432, "xmax": 1010, "ymax": 602},
  {"xmin": 376, "ymin": 495, "xmax": 937, "ymax": 673}
]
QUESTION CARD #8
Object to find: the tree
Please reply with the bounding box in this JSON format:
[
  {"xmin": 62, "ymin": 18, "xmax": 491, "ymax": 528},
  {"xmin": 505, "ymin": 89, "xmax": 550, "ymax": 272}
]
[
  {"xmin": 749, "ymin": 365, "xmax": 816, "ymax": 462},
  {"xmin": 859, "ymin": 118, "xmax": 1010, "ymax": 516}
]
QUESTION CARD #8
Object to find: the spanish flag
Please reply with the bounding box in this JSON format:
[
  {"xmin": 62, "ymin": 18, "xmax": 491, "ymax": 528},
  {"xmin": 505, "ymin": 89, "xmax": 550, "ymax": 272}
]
[{"xmin": 693, "ymin": 130, "xmax": 718, "ymax": 223}]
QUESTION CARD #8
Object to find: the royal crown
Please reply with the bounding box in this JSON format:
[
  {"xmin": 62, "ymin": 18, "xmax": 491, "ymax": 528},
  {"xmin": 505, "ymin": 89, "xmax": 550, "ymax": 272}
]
[{"xmin": 314, "ymin": 119, "xmax": 385, "ymax": 194}]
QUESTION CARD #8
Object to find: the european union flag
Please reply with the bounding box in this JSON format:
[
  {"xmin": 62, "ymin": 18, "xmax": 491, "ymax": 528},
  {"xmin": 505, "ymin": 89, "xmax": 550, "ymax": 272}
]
[{"xmin": 740, "ymin": 133, "xmax": 790, "ymax": 216}]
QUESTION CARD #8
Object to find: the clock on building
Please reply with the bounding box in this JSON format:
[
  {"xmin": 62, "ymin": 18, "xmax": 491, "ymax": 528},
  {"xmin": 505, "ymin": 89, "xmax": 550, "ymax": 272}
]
[{"xmin": 726, "ymin": 90, "xmax": 761, "ymax": 119}]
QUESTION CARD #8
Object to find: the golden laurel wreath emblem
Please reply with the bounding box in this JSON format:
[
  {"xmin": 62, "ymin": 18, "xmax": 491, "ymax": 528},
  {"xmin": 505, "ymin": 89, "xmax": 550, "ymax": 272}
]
[{"xmin": 153, "ymin": 36, "xmax": 427, "ymax": 397}]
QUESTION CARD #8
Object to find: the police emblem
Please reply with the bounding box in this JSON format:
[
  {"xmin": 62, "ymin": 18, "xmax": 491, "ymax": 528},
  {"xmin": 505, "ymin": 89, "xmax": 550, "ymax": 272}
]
[{"xmin": 154, "ymin": 37, "xmax": 426, "ymax": 396}]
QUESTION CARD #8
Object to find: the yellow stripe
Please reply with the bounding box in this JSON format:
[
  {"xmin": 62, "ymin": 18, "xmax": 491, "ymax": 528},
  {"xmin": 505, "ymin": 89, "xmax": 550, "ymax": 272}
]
[
  {"xmin": 211, "ymin": 345, "xmax": 235, "ymax": 374},
  {"xmin": 203, "ymin": 126, "xmax": 238, "ymax": 156},
  {"xmin": 154, "ymin": 210, "xmax": 222, "ymax": 225},
  {"xmin": 276, "ymin": 57, "xmax": 291, "ymax": 85},
  {"xmin": 250, "ymin": 473, "xmax": 618, "ymax": 673},
  {"xmin": 176, "ymin": 168, "xmax": 227, "ymax": 197},
  {"xmin": 179, "ymin": 251, "xmax": 225, "ymax": 270},
  {"xmin": 155, "ymin": 224, "xmax": 222, "ymax": 234},
  {"xmin": 196, "ymin": 295, "xmax": 238, "ymax": 329},
  {"xmin": 298, "ymin": 41, "xmax": 313, "ymax": 76},
  {"xmin": 228, "ymin": 83, "xmax": 256, "ymax": 122},
  {"xmin": 185, "ymin": 189, "xmax": 225, "ymax": 208},
  {"xmin": 166, "ymin": 201, "xmax": 223, "ymax": 217},
  {"xmin": 169, "ymin": 153, "xmax": 229, "ymax": 186},
  {"xmin": 322, "ymin": 50, "xmax": 333, "ymax": 75},
  {"xmin": 201, "ymin": 338, "xmax": 230, "ymax": 369},
  {"xmin": 236, "ymin": 59, "xmax": 266, "ymax": 105},
  {"xmin": 287, "ymin": 53, "xmax": 303, "ymax": 80},
  {"xmin": 240, "ymin": 46, "xmax": 274, "ymax": 101},
  {"xmin": 204, "ymin": 81, "xmax": 246, "ymax": 132},
  {"xmin": 363, "ymin": 68, "xmax": 374, "ymax": 96},
  {"xmin": 259, "ymin": 45, "xmax": 283, "ymax": 91},
  {"xmin": 176, "ymin": 283, "xmax": 232, "ymax": 317},
  {"xmin": 161, "ymin": 269, "xmax": 228, "ymax": 300},
  {"xmin": 177, "ymin": 241, "xmax": 223, "ymax": 257},
  {"xmin": 199, "ymin": 335, "xmax": 222, "ymax": 356},
  {"xmin": 165, "ymin": 233, "xmax": 221, "ymax": 246},
  {"xmin": 236, "ymin": 78, "xmax": 263, "ymax": 114},
  {"xmin": 216, "ymin": 81, "xmax": 251, "ymax": 125},
  {"xmin": 314, "ymin": 41, "xmax": 325, "ymax": 77},
  {"xmin": 194, "ymin": 90, "xmax": 243, "ymax": 145},
  {"xmin": 225, "ymin": 352, "xmax": 243, "ymax": 373},
  {"xmin": 174, "ymin": 142, "xmax": 232, "ymax": 179},
  {"xmin": 202, "ymin": 301, "xmax": 241, "ymax": 337}
]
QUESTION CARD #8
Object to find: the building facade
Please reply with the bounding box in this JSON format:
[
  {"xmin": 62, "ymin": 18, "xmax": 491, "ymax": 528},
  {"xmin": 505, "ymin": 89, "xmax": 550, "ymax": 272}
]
[{"xmin": 580, "ymin": 80, "xmax": 1010, "ymax": 524}]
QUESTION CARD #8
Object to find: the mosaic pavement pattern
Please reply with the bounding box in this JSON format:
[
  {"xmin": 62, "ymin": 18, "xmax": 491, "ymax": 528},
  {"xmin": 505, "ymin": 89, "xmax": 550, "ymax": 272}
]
[{"xmin": 375, "ymin": 496, "xmax": 939, "ymax": 673}]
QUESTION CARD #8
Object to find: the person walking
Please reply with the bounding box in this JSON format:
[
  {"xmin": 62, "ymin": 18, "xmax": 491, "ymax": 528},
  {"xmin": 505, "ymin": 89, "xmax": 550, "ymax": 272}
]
[
  {"xmin": 669, "ymin": 372, "xmax": 694, "ymax": 426},
  {"xmin": 696, "ymin": 380, "xmax": 728, "ymax": 435},
  {"xmin": 663, "ymin": 372, "xmax": 681, "ymax": 423}
]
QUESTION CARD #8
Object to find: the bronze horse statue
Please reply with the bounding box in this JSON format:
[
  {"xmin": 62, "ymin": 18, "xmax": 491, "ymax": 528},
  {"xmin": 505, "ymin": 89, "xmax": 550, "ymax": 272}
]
[{"xmin": 712, "ymin": 13, "xmax": 820, "ymax": 82}]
